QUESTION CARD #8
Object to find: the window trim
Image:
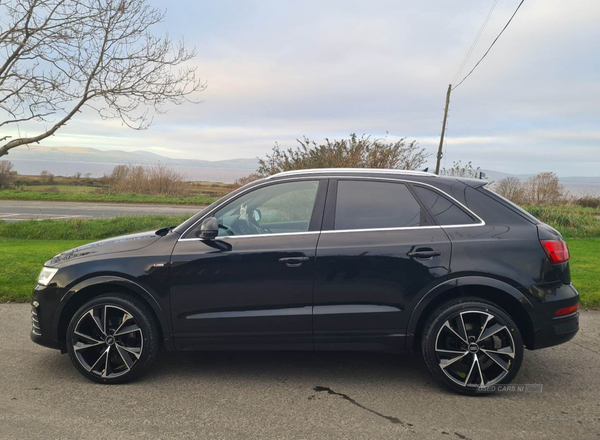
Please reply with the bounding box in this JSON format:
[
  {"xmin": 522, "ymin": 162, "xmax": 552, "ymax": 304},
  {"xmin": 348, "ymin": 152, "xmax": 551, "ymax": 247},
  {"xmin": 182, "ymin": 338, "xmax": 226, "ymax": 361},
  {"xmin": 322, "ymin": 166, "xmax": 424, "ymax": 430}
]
[
  {"xmin": 322, "ymin": 177, "xmax": 484, "ymax": 234},
  {"xmin": 179, "ymin": 178, "xmax": 327, "ymax": 241},
  {"xmin": 327, "ymin": 178, "xmax": 433, "ymax": 232},
  {"xmin": 178, "ymin": 176, "xmax": 484, "ymax": 242}
]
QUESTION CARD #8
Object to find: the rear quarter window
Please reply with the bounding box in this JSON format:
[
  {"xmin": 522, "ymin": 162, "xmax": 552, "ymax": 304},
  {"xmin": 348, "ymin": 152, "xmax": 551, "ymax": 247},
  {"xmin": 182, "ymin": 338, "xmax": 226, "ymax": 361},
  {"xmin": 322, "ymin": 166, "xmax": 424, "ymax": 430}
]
[{"xmin": 412, "ymin": 185, "xmax": 476, "ymax": 226}]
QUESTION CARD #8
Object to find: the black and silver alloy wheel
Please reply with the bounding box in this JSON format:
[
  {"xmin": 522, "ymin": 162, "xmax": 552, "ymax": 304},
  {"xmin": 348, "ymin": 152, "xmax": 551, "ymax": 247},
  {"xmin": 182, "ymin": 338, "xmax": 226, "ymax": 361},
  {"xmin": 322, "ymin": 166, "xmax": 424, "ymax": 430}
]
[
  {"xmin": 66, "ymin": 293, "xmax": 159, "ymax": 384},
  {"xmin": 435, "ymin": 311, "xmax": 515, "ymax": 388},
  {"xmin": 422, "ymin": 298, "xmax": 524, "ymax": 395},
  {"xmin": 72, "ymin": 305, "xmax": 143, "ymax": 378}
]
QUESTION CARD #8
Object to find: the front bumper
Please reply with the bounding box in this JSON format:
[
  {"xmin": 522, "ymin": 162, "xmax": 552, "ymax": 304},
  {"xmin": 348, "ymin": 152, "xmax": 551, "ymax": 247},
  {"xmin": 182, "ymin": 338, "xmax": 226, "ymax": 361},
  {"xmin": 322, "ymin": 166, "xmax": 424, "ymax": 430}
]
[{"xmin": 30, "ymin": 285, "xmax": 62, "ymax": 350}]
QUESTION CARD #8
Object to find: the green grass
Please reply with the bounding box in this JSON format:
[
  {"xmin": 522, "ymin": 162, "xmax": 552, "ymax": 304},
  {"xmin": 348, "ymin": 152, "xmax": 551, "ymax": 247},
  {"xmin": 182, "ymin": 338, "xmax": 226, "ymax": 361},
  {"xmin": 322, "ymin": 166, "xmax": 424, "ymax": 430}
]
[
  {"xmin": 0, "ymin": 215, "xmax": 190, "ymax": 240},
  {"xmin": 567, "ymin": 238, "xmax": 600, "ymax": 308},
  {"xmin": 524, "ymin": 204, "xmax": 600, "ymax": 238},
  {"xmin": 0, "ymin": 238, "xmax": 89, "ymax": 302},
  {"xmin": 0, "ymin": 188, "xmax": 216, "ymax": 205}
]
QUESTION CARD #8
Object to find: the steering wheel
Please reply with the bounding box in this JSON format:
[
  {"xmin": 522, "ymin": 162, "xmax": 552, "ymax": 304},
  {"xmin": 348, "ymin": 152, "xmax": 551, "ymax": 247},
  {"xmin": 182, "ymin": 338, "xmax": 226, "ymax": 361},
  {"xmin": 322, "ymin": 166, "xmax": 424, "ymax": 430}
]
[{"xmin": 218, "ymin": 223, "xmax": 235, "ymax": 236}]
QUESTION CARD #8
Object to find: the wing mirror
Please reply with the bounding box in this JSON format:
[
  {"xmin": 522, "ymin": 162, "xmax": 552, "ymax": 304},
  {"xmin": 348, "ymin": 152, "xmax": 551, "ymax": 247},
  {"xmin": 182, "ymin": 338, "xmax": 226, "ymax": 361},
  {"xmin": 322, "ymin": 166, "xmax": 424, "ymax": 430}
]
[{"xmin": 199, "ymin": 217, "xmax": 219, "ymax": 239}]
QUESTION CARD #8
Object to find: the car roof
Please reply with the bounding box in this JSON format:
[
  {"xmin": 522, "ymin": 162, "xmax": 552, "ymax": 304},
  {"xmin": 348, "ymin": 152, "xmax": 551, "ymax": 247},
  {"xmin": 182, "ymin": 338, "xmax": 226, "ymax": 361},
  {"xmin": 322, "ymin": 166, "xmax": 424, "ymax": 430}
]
[
  {"xmin": 266, "ymin": 168, "xmax": 437, "ymax": 179},
  {"xmin": 265, "ymin": 168, "xmax": 489, "ymax": 190}
]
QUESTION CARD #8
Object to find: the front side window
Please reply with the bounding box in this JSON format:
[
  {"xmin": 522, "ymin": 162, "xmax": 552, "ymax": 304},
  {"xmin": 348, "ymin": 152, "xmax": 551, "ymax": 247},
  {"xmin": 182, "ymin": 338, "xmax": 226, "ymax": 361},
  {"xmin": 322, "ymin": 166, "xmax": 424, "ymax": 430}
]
[
  {"xmin": 194, "ymin": 180, "xmax": 320, "ymax": 237},
  {"xmin": 334, "ymin": 180, "xmax": 428, "ymax": 230}
]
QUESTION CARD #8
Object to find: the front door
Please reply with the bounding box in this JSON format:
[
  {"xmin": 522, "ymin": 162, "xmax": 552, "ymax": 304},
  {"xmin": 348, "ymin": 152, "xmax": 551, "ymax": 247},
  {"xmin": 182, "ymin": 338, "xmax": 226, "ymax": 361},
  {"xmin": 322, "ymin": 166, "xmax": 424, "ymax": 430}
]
[
  {"xmin": 313, "ymin": 179, "xmax": 452, "ymax": 352},
  {"xmin": 170, "ymin": 179, "xmax": 327, "ymax": 351}
]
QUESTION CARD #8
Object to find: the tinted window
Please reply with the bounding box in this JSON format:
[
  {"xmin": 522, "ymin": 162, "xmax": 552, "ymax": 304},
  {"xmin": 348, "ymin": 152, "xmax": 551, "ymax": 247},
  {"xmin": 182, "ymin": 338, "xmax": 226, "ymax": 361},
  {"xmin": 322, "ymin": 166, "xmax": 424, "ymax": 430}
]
[
  {"xmin": 412, "ymin": 185, "xmax": 475, "ymax": 226},
  {"xmin": 334, "ymin": 181, "xmax": 427, "ymax": 230},
  {"xmin": 191, "ymin": 181, "xmax": 319, "ymax": 237}
]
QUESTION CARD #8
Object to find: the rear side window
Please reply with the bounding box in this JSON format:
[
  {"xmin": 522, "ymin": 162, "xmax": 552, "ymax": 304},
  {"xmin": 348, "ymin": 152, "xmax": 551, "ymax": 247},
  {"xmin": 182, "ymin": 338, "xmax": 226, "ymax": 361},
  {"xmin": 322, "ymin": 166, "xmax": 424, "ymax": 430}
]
[
  {"xmin": 412, "ymin": 185, "xmax": 476, "ymax": 226},
  {"xmin": 334, "ymin": 180, "xmax": 429, "ymax": 230}
]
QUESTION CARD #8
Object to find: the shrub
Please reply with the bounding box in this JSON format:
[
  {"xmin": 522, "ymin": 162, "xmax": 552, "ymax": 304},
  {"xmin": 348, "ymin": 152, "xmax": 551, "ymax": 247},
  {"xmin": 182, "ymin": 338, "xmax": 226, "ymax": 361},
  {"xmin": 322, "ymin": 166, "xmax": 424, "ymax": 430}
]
[
  {"xmin": 232, "ymin": 173, "xmax": 262, "ymax": 189},
  {"xmin": 522, "ymin": 172, "xmax": 565, "ymax": 205},
  {"xmin": 494, "ymin": 177, "xmax": 525, "ymax": 204},
  {"xmin": 576, "ymin": 196, "xmax": 600, "ymax": 209},
  {"xmin": 257, "ymin": 133, "xmax": 427, "ymax": 177},
  {"xmin": 40, "ymin": 170, "xmax": 54, "ymax": 184},
  {"xmin": 440, "ymin": 161, "xmax": 482, "ymax": 179},
  {"xmin": 106, "ymin": 164, "xmax": 190, "ymax": 197},
  {"xmin": 0, "ymin": 160, "xmax": 15, "ymax": 188}
]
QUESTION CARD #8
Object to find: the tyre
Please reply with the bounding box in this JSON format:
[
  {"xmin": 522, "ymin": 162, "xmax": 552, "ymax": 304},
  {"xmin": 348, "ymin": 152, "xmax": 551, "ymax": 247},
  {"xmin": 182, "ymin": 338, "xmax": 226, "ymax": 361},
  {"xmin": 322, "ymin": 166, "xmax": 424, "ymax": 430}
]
[
  {"xmin": 66, "ymin": 293, "xmax": 160, "ymax": 384},
  {"xmin": 421, "ymin": 297, "xmax": 524, "ymax": 395}
]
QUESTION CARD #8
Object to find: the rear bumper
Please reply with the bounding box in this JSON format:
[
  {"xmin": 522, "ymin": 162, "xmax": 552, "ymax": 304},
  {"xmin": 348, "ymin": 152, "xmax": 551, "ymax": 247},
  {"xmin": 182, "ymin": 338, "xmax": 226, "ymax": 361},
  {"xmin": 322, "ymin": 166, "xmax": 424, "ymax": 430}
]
[
  {"xmin": 531, "ymin": 312, "xmax": 579, "ymax": 349},
  {"xmin": 527, "ymin": 283, "xmax": 580, "ymax": 350}
]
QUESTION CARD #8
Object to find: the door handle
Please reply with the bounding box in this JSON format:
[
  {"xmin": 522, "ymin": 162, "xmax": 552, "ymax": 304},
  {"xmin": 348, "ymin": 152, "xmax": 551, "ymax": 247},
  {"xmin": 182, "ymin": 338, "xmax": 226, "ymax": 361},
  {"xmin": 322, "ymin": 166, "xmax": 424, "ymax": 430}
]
[
  {"xmin": 407, "ymin": 249, "xmax": 441, "ymax": 259},
  {"xmin": 279, "ymin": 256, "xmax": 309, "ymax": 267}
]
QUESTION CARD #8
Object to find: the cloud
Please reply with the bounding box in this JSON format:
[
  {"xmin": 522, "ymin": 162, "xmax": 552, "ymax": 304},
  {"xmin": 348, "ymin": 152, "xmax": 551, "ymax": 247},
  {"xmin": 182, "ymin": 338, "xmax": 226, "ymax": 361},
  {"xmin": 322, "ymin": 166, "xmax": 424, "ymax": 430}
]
[{"xmin": 3, "ymin": 0, "xmax": 599, "ymax": 176}]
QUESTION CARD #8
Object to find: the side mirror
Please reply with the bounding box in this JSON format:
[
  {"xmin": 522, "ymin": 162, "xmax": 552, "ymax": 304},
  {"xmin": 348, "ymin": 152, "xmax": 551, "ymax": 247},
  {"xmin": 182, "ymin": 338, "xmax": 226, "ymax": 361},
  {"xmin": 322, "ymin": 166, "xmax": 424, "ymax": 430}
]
[{"xmin": 199, "ymin": 217, "xmax": 219, "ymax": 239}]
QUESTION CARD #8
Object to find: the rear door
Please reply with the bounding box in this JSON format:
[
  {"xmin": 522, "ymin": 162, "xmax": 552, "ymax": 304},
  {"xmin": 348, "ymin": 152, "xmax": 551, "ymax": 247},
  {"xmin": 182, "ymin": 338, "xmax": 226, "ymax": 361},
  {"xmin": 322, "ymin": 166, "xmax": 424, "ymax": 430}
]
[{"xmin": 313, "ymin": 178, "xmax": 452, "ymax": 352}]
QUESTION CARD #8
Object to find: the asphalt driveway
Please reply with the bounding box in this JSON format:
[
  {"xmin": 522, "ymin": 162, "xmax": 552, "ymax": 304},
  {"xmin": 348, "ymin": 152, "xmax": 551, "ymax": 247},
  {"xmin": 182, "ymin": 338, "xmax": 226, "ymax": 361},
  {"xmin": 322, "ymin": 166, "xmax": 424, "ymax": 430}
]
[{"xmin": 1, "ymin": 304, "xmax": 599, "ymax": 440}]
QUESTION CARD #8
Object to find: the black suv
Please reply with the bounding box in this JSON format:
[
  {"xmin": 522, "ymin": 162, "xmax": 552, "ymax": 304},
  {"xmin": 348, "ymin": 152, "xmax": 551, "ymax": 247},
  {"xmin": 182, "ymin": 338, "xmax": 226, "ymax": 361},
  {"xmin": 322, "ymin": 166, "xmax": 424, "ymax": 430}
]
[{"xmin": 31, "ymin": 169, "xmax": 579, "ymax": 394}]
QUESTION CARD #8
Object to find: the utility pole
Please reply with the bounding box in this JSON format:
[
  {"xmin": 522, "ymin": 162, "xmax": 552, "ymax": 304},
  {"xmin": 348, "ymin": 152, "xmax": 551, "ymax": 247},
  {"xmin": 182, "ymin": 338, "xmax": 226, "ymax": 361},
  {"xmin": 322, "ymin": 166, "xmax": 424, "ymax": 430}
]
[{"xmin": 435, "ymin": 84, "xmax": 452, "ymax": 175}]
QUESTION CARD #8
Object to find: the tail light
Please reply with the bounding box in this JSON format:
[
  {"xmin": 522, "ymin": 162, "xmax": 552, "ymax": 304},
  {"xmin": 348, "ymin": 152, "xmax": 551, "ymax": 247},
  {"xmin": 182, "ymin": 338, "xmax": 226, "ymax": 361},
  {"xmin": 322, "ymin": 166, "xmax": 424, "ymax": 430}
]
[{"xmin": 540, "ymin": 240, "xmax": 570, "ymax": 264}]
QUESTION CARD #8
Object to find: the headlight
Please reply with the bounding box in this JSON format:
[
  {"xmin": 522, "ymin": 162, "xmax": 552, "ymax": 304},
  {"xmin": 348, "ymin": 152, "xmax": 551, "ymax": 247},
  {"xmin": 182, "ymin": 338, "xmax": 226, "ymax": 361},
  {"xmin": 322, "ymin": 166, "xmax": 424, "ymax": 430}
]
[{"xmin": 37, "ymin": 267, "xmax": 59, "ymax": 286}]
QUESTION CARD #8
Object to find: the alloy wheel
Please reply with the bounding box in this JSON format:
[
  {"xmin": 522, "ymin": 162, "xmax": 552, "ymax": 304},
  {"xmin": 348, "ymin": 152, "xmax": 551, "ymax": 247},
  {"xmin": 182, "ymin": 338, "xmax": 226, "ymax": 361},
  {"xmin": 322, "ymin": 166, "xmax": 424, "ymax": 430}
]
[
  {"xmin": 434, "ymin": 311, "xmax": 516, "ymax": 389},
  {"xmin": 72, "ymin": 305, "xmax": 144, "ymax": 378}
]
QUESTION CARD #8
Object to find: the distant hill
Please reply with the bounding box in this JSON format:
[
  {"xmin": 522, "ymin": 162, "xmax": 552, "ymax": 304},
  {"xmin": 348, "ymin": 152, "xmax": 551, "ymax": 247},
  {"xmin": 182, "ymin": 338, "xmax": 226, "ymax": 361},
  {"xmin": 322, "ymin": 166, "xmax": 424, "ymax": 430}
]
[{"xmin": 7, "ymin": 146, "xmax": 259, "ymax": 170}]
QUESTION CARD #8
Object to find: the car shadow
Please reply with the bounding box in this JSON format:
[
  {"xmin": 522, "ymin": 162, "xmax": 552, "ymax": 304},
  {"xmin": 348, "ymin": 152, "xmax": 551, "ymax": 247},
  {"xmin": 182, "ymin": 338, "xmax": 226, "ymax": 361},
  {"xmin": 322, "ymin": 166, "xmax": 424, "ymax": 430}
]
[
  {"xmin": 32, "ymin": 346, "xmax": 561, "ymax": 396},
  {"xmin": 144, "ymin": 350, "xmax": 439, "ymax": 388}
]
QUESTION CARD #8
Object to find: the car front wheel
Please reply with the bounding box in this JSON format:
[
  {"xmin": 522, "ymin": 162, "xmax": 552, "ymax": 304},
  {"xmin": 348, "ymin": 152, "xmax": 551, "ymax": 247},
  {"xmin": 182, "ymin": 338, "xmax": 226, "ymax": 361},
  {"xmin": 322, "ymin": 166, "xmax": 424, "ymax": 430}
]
[
  {"xmin": 422, "ymin": 298, "xmax": 524, "ymax": 395},
  {"xmin": 66, "ymin": 293, "xmax": 160, "ymax": 384}
]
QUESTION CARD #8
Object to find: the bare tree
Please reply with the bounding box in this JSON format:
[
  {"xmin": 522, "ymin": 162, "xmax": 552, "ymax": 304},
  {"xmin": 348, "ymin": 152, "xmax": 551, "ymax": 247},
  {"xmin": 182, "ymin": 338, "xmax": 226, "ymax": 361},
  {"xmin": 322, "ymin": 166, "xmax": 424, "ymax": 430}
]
[
  {"xmin": 0, "ymin": 0, "xmax": 205, "ymax": 158},
  {"xmin": 494, "ymin": 177, "xmax": 524, "ymax": 203},
  {"xmin": 0, "ymin": 160, "xmax": 15, "ymax": 187},
  {"xmin": 522, "ymin": 172, "xmax": 565, "ymax": 205},
  {"xmin": 257, "ymin": 134, "xmax": 428, "ymax": 177}
]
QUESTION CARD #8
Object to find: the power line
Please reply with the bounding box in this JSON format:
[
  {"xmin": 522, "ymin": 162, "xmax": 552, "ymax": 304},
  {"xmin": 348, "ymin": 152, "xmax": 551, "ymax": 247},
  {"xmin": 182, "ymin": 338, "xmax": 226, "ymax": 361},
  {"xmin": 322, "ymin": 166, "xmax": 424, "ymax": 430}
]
[
  {"xmin": 452, "ymin": 0, "xmax": 526, "ymax": 91},
  {"xmin": 451, "ymin": 0, "xmax": 499, "ymax": 85}
]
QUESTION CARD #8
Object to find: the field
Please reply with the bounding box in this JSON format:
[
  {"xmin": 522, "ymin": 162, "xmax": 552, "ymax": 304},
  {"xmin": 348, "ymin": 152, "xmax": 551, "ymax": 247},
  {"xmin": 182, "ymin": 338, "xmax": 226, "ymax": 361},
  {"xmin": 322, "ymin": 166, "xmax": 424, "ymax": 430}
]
[{"xmin": 0, "ymin": 174, "xmax": 233, "ymax": 205}]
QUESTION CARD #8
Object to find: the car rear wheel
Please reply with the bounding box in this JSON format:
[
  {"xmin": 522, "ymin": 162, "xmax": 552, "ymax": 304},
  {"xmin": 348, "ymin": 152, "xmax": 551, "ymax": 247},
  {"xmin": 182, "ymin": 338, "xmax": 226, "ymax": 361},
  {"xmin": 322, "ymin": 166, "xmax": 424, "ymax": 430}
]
[
  {"xmin": 422, "ymin": 298, "xmax": 524, "ymax": 395},
  {"xmin": 66, "ymin": 293, "xmax": 160, "ymax": 384}
]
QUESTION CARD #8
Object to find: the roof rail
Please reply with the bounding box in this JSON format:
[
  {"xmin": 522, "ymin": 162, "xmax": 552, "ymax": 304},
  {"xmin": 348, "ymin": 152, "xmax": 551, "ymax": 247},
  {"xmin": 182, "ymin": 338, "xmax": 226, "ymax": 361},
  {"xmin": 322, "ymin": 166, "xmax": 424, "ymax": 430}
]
[{"xmin": 267, "ymin": 168, "xmax": 438, "ymax": 179}]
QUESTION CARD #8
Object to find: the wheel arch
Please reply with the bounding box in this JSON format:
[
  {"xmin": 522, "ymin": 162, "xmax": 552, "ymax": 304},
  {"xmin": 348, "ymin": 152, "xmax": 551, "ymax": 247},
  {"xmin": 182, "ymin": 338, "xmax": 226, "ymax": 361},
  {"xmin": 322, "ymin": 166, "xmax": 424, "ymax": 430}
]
[
  {"xmin": 406, "ymin": 276, "xmax": 539, "ymax": 351},
  {"xmin": 54, "ymin": 276, "xmax": 172, "ymax": 352}
]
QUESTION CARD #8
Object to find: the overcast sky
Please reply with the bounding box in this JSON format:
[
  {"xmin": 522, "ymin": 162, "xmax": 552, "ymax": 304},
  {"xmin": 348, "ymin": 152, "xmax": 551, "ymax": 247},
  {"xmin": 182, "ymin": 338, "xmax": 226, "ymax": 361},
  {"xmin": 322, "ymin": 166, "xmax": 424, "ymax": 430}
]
[{"xmin": 9, "ymin": 0, "xmax": 600, "ymax": 175}]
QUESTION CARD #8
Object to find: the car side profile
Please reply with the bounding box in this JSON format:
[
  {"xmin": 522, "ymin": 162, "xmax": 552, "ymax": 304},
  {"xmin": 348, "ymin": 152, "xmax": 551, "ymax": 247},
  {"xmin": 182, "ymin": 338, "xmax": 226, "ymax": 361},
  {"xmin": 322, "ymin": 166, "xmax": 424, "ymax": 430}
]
[{"xmin": 31, "ymin": 169, "xmax": 579, "ymax": 394}]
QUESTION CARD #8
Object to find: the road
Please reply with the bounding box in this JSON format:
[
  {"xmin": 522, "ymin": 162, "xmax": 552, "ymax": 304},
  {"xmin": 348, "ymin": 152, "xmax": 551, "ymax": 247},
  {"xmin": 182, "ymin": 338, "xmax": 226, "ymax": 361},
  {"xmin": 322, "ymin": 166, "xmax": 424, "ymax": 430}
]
[
  {"xmin": 0, "ymin": 200, "xmax": 201, "ymax": 221},
  {"xmin": 1, "ymin": 305, "xmax": 599, "ymax": 439}
]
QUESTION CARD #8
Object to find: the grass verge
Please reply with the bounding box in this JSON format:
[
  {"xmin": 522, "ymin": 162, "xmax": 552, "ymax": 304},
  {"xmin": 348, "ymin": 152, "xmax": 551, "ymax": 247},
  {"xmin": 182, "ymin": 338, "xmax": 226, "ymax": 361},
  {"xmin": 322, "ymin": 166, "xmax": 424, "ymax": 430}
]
[
  {"xmin": 0, "ymin": 237, "xmax": 598, "ymax": 308},
  {"xmin": 568, "ymin": 238, "xmax": 600, "ymax": 308},
  {"xmin": 0, "ymin": 238, "xmax": 89, "ymax": 302},
  {"xmin": 524, "ymin": 205, "xmax": 600, "ymax": 238},
  {"xmin": 0, "ymin": 189, "xmax": 216, "ymax": 205},
  {"xmin": 0, "ymin": 215, "xmax": 190, "ymax": 240}
]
